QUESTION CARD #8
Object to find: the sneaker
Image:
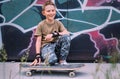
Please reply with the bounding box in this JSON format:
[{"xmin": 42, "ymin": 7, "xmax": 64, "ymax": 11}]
[{"xmin": 60, "ymin": 60, "xmax": 68, "ymax": 65}]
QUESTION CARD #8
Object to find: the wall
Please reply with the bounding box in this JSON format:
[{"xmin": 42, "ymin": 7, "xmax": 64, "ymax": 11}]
[{"xmin": 0, "ymin": 0, "xmax": 120, "ymax": 61}]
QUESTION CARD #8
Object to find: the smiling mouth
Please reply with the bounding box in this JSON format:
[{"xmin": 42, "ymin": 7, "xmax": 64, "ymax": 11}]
[
  {"xmin": 49, "ymin": 15, "xmax": 55, "ymax": 17},
  {"xmin": 49, "ymin": 16, "xmax": 55, "ymax": 19}
]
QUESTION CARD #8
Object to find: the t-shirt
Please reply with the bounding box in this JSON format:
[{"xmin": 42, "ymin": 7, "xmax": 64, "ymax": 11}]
[{"xmin": 35, "ymin": 19, "xmax": 66, "ymax": 47}]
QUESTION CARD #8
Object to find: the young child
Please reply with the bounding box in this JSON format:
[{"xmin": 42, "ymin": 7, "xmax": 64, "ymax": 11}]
[{"xmin": 31, "ymin": 0, "xmax": 71, "ymax": 66}]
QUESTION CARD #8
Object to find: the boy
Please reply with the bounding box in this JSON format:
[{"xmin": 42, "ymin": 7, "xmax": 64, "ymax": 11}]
[{"xmin": 31, "ymin": 0, "xmax": 71, "ymax": 66}]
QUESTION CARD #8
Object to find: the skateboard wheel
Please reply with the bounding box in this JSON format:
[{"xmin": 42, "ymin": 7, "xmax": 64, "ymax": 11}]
[
  {"xmin": 31, "ymin": 70, "xmax": 36, "ymax": 73},
  {"xmin": 69, "ymin": 72, "xmax": 75, "ymax": 77},
  {"xmin": 26, "ymin": 71, "xmax": 32, "ymax": 76}
]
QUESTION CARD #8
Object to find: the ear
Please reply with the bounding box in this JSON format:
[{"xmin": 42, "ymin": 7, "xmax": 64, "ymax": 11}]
[{"xmin": 42, "ymin": 11, "xmax": 45, "ymax": 16}]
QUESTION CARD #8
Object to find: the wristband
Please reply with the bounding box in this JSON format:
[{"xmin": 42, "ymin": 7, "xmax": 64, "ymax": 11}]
[
  {"xmin": 35, "ymin": 53, "xmax": 41, "ymax": 61},
  {"xmin": 52, "ymin": 31, "xmax": 60, "ymax": 37}
]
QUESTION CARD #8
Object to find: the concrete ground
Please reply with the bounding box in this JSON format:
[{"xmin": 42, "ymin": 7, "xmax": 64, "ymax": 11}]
[{"xmin": 0, "ymin": 62, "xmax": 120, "ymax": 79}]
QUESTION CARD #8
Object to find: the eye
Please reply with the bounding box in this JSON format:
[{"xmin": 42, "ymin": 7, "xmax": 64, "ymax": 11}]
[
  {"xmin": 47, "ymin": 10, "xmax": 50, "ymax": 12},
  {"xmin": 52, "ymin": 9, "xmax": 55, "ymax": 12}
]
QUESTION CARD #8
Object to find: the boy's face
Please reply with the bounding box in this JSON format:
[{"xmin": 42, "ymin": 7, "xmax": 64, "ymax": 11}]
[{"xmin": 42, "ymin": 5, "xmax": 56, "ymax": 21}]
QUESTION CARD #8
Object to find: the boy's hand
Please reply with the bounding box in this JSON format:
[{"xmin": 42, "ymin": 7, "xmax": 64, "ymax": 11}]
[
  {"xmin": 30, "ymin": 58, "xmax": 41, "ymax": 66},
  {"xmin": 45, "ymin": 34, "xmax": 53, "ymax": 41},
  {"xmin": 30, "ymin": 54, "xmax": 41, "ymax": 66}
]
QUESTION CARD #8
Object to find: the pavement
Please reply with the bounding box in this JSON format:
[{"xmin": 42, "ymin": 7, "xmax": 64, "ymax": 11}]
[{"xmin": 0, "ymin": 62, "xmax": 120, "ymax": 79}]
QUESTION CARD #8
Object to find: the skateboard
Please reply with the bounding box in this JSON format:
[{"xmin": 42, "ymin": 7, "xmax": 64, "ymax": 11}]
[{"xmin": 20, "ymin": 63, "xmax": 84, "ymax": 77}]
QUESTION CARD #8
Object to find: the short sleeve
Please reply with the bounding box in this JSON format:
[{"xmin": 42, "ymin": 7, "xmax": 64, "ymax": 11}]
[
  {"xmin": 57, "ymin": 20, "xmax": 66, "ymax": 32},
  {"xmin": 34, "ymin": 22, "xmax": 42, "ymax": 37}
]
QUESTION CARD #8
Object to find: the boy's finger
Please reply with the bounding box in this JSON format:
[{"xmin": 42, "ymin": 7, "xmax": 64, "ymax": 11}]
[
  {"xmin": 30, "ymin": 61, "xmax": 35, "ymax": 66},
  {"xmin": 30, "ymin": 60, "xmax": 37, "ymax": 66},
  {"xmin": 36, "ymin": 58, "xmax": 41, "ymax": 65}
]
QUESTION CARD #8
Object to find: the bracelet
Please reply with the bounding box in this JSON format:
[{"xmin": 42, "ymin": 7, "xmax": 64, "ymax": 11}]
[
  {"xmin": 52, "ymin": 31, "xmax": 60, "ymax": 37},
  {"xmin": 35, "ymin": 53, "xmax": 41, "ymax": 59}
]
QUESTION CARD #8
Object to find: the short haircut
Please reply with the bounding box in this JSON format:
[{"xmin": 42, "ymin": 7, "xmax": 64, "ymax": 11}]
[{"xmin": 42, "ymin": 0, "xmax": 56, "ymax": 11}]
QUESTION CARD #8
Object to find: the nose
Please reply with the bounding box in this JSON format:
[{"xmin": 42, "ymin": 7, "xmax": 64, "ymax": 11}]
[{"xmin": 49, "ymin": 11, "xmax": 55, "ymax": 16}]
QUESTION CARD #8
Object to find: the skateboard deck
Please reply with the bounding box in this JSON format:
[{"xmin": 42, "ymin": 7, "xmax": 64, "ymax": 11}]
[{"xmin": 20, "ymin": 63, "xmax": 84, "ymax": 77}]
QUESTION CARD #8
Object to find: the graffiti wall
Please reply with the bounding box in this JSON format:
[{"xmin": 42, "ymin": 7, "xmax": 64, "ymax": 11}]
[{"xmin": 0, "ymin": 0, "xmax": 120, "ymax": 62}]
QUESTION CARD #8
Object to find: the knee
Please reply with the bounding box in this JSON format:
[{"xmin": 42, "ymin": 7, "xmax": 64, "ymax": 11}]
[{"xmin": 61, "ymin": 34, "xmax": 71, "ymax": 42}]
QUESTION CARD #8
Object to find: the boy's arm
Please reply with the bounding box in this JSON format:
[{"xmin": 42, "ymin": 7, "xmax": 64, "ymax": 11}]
[
  {"xmin": 59, "ymin": 29, "xmax": 70, "ymax": 36},
  {"xmin": 31, "ymin": 36, "xmax": 42, "ymax": 66},
  {"xmin": 36, "ymin": 36, "xmax": 41, "ymax": 54}
]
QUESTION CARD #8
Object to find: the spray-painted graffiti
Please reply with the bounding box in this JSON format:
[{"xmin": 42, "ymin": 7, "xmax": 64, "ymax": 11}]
[{"xmin": 0, "ymin": 0, "xmax": 120, "ymax": 61}]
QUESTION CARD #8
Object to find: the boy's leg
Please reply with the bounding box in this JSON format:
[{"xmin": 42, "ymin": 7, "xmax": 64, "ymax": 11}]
[
  {"xmin": 55, "ymin": 34, "xmax": 71, "ymax": 63},
  {"xmin": 41, "ymin": 43, "xmax": 57, "ymax": 65}
]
